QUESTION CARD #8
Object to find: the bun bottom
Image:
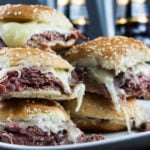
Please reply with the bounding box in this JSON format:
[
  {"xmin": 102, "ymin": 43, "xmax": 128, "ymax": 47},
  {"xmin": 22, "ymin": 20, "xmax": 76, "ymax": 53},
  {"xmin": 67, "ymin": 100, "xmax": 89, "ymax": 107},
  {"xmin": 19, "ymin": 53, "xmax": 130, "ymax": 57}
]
[
  {"xmin": 64, "ymin": 93, "xmax": 148, "ymax": 132},
  {"xmin": 72, "ymin": 116, "xmax": 127, "ymax": 132}
]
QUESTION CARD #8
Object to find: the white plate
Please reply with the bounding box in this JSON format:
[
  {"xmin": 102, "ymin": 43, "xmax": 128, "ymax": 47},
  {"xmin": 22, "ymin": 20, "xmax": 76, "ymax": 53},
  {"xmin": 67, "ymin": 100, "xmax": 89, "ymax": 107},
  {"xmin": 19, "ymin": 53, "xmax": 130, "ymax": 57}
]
[{"xmin": 0, "ymin": 99, "xmax": 150, "ymax": 150}]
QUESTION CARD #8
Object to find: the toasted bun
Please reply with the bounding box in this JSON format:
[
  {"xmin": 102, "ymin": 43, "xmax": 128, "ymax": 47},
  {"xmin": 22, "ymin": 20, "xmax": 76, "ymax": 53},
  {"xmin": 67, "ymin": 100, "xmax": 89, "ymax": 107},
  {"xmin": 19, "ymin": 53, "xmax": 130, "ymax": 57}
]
[
  {"xmin": 64, "ymin": 93, "xmax": 148, "ymax": 132},
  {"xmin": 0, "ymin": 99, "xmax": 69, "ymax": 122},
  {"xmin": 0, "ymin": 47, "xmax": 73, "ymax": 71},
  {"xmin": 0, "ymin": 99, "xmax": 84, "ymax": 144},
  {"xmin": 5, "ymin": 84, "xmax": 84, "ymax": 101},
  {"xmin": 65, "ymin": 36, "xmax": 150, "ymax": 74},
  {"xmin": 0, "ymin": 4, "xmax": 72, "ymax": 28}
]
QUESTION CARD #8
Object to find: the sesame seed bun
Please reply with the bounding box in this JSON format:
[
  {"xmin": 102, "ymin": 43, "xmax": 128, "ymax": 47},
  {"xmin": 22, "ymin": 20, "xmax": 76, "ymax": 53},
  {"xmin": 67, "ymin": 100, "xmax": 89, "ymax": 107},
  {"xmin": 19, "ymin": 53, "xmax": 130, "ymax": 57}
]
[
  {"xmin": 65, "ymin": 36, "xmax": 150, "ymax": 74},
  {"xmin": 0, "ymin": 47, "xmax": 73, "ymax": 71},
  {"xmin": 0, "ymin": 4, "xmax": 72, "ymax": 27},
  {"xmin": 64, "ymin": 93, "xmax": 148, "ymax": 132},
  {"xmin": 0, "ymin": 99, "xmax": 69, "ymax": 122}
]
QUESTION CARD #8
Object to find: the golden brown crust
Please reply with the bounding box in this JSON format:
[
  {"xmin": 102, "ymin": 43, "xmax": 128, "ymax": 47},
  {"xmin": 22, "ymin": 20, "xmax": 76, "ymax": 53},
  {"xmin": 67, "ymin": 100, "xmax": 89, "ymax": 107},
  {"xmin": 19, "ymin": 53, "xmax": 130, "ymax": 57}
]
[
  {"xmin": 72, "ymin": 116, "xmax": 127, "ymax": 132},
  {"xmin": 65, "ymin": 93, "xmax": 139, "ymax": 120},
  {"xmin": 0, "ymin": 99, "xmax": 69, "ymax": 121},
  {"xmin": 0, "ymin": 4, "xmax": 72, "ymax": 28},
  {"xmin": 0, "ymin": 47, "xmax": 73, "ymax": 71},
  {"xmin": 65, "ymin": 36, "xmax": 150, "ymax": 74},
  {"xmin": 64, "ymin": 93, "xmax": 147, "ymax": 132}
]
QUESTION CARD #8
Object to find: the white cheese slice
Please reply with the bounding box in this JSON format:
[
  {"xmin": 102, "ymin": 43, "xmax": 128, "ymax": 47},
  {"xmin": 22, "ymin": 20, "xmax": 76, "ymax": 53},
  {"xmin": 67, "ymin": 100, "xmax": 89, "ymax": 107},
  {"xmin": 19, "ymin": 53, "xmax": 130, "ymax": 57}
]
[
  {"xmin": 122, "ymin": 107, "xmax": 131, "ymax": 133},
  {"xmin": 0, "ymin": 21, "xmax": 72, "ymax": 47},
  {"xmin": 89, "ymin": 67, "xmax": 120, "ymax": 112}
]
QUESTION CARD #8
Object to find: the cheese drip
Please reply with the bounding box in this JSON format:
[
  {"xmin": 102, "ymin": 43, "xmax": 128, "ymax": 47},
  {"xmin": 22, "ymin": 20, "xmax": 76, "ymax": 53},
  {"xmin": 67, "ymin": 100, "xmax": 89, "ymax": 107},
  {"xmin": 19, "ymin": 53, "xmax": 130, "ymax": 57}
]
[
  {"xmin": 122, "ymin": 107, "xmax": 131, "ymax": 133},
  {"xmin": 0, "ymin": 21, "xmax": 72, "ymax": 47},
  {"xmin": 89, "ymin": 67, "xmax": 120, "ymax": 112}
]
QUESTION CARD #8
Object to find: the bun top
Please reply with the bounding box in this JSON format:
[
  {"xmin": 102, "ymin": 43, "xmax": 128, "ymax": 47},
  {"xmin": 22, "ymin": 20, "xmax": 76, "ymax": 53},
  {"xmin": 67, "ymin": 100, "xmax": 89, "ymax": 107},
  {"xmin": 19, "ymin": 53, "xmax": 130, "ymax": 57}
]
[
  {"xmin": 0, "ymin": 47, "xmax": 73, "ymax": 71},
  {"xmin": 0, "ymin": 99, "xmax": 69, "ymax": 122},
  {"xmin": 0, "ymin": 4, "xmax": 73, "ymax": 29},
  {"xmin": 65, "ymin": 36, "xmax": 150, "ymax": 74}
]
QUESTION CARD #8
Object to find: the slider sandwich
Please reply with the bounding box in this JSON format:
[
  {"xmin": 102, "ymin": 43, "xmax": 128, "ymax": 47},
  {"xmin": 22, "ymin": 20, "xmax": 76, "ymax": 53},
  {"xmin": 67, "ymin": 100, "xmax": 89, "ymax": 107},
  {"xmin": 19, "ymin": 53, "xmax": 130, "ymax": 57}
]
[
  {"xmin": 0, "ymin": 47, "xmax": 85, "ymax": 111},
  {"xmin": 0, "ymin": 99, "xmax": 87, "ymax": 145},
  {"xmin": 0, "ymin": 4, "xmax": 84, "ymax": 52},
  {"xmin": 64, "ymin": 93, "xmax": 148, "ymax": 132},
  {"xmin": 65, "ymin": 36, "xmax": 150, "ymax": 111}
]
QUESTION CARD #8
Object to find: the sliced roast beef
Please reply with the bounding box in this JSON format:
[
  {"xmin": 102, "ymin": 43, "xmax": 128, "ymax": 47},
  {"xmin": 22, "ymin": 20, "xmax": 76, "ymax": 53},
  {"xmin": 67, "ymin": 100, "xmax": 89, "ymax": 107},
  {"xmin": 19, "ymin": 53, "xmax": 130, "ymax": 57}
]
[
  {"xmin": 0, "ymin": 124, "xmax": 104, "ymax": 146},
  {"xmin": 0, "ymin": 66, "xmax": 72, "ymax": 95},
  {"xmin": 115, "ymin": 72, "xmax": 150, "ymax": 98},
  {"xmin": 26, "ymin": 29, "xmax": 85, "ymax": 51},
  {"xmin": 0, "ymin": 29, "xmax": 85, "ymax": 50},
  {"xmin": 75, "ymin": 67, "xmax": 150, "ymax": 100}
]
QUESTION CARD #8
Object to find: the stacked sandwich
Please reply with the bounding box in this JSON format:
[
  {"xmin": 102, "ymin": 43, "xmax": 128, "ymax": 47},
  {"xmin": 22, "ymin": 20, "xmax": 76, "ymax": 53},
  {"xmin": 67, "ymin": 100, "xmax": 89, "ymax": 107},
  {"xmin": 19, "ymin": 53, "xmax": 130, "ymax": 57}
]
[
  {"xmin": 0, "ymin": 3, "xmax": 149, "ymax": 146},
  {"xmin": 0, "ymin": 47, "xmax": 87, "ymax": 145},
  {"xmin": 0, "ymin": 5, "xmax": 104, "ymax": 146},
  {"xmin": 64, "ymin": 36, "xmax": 150, "ymax": 132}
]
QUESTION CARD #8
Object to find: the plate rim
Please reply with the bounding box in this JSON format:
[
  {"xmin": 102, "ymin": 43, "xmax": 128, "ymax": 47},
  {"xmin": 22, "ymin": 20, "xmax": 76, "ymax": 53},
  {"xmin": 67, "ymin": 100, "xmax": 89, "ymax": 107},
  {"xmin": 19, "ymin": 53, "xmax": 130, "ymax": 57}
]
[{"xmin": 0, "ymin": 131, "xmax": 150, "ymax": 150}]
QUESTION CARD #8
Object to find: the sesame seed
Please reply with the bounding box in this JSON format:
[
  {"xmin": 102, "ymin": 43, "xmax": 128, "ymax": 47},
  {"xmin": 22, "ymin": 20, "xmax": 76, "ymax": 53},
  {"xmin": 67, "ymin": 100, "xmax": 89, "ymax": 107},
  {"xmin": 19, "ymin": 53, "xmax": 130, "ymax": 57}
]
[
  {"xmin": 33, "ymin": 8, "xmax": 38, "ymax": 13},
  {"xmin": 6, "ymin": 117, "xmax": 11, "ymax": 121},
  {"xmin": 33, "ymin": 108, "xmax": 38, "ymax": 112},
  {"xmin": 14, "ymin": 12, "xmax": 18, "ymax": 16},
  {"xmin": 27, "ymin": 51, "xmax": 32, "ymax": 56},
  {"xmin": 40, "ymin": 53, "xmax": 44, "ymax": 57},
  {"xmin": 18, "ymin": 11, "xmax": 22, "ymax": 15},
  {"xmin": 6, "ymin": 11, "xmax": 10, "ymax": 15},
  {"xmin": 16, "ymin": 53, "xmax": 20, "ymax": 57}
]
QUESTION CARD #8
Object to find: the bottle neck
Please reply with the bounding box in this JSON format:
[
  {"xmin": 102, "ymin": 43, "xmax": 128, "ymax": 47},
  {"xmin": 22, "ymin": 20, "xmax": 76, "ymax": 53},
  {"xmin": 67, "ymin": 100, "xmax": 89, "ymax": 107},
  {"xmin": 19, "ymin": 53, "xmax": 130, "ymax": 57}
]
[
  {"xmin": 115, "ymin": 0, "xmax": 149, "ymax": 25},
  {"xmin": 126, "ymin": 0, "xmax": 149, "ymax": 23}
]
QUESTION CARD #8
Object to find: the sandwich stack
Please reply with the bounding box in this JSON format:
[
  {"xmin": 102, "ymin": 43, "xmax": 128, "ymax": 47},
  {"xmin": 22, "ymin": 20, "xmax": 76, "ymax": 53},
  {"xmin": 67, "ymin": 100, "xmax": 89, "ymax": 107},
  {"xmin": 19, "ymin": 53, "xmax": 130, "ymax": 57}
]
[
  {"xmin": 64, "ymin": 36, "xmax": 150, "ymax": 132},
  {"xmin": 0, "ymin": 47, "xmax": 88, "ymax": 145},
  {"xmin": 0, "ymin": 4, "xmax": 104, "ymax": 146}
]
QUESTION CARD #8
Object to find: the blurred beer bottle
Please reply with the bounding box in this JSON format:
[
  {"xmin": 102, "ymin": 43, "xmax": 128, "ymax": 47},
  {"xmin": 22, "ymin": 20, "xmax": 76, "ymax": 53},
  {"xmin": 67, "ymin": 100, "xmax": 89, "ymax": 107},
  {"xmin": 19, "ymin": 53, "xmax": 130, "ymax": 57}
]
[
  {"xmin": 57, "ymin": 0, "xmax": 70, "ymax": 18},
  {"xmin": 69, "ymin": 0, "xmax": 89, "ymax": 37},
  {"xmin": 115, "ymin": 0, "xmax": 150, "ymax": 47}
]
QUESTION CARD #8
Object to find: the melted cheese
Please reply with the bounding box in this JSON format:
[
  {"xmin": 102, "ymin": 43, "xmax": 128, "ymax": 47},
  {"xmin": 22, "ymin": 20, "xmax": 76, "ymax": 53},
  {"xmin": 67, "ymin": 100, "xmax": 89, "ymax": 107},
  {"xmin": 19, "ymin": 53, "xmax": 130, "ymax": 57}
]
[
  {"xmin": 0, "ymin": 21, "xmax": 72, "ymax": 47},
  {"xmin": 132, "ymin": 63, "xmax": 150, "ymax": 77},
  {"xmin": 72, "ymin": 83, "xmax": 85, "ymax": 112},
  {"xmin": 0, "ymin": 56, "xmax": 9, "ymax": 69},
  {"xmin": 122, "ymin": 107, "xmax": 131, "ymax": 133},
  {"xmin": 89, "ymin": 67, "xmax": 120, "ymax": 112},
  {"xmin": 134, "ymin": 105, "xmax": 149, "ymax": 128},
  {"xmin": 53, "ymin": 70, "xmax": 72, "ymax": 94}
]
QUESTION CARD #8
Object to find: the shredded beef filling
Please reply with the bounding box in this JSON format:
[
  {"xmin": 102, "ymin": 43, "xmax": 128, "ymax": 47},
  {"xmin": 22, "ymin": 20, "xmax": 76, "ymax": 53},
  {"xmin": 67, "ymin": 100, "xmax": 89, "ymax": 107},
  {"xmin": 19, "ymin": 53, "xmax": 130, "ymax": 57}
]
[
  {"xmin": 0, "ymin": 66, "xmax": 65, "ymax": 95},
  {"xmin": 118, "ymin": 72, "xmax": 150, "ymax": 98},
  {"xmin": 75, "ymin": 67, "xmax": 150, "ymax": 99},
  {"xmin": 0, "ymin": 124, "xmax": 104, "ymax": 146},
  {"xmin": 26, "ymin": 30, "xmax": 85, "ymax": 50},
  {"xmin": 0, "ymin": 29, "xmax": 85, "ymax": 49}
]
